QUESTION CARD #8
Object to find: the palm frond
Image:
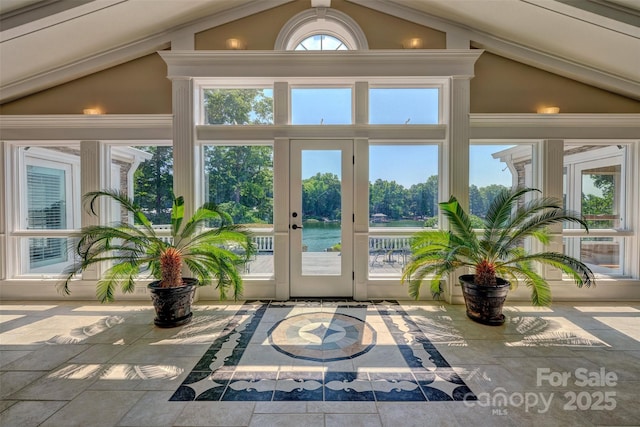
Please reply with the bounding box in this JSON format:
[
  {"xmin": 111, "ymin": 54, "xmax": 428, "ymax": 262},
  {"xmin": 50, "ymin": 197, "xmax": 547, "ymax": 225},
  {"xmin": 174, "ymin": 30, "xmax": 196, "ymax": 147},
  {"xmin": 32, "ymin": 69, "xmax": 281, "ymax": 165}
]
[
  {"xmin": 439, "ymin": 196, "xmax": 478, "ymax": 249},
  {"xmin": 402, "ymin": 186, "xmax": 595, "ymax": 306},
  {"xmin": 483, "ymin": 187, "xmax": 535, "ymax": 246},
  {"xmin": 171, "ymin": 195, "xmax": 185, "ymax": 238},
  {"xmin": 84, "ymin": 190, "xmax": 154, "ymax": 234},
  {"xmin": 59, "ymin": 190, "xmax": 253, "ymax": 302}
]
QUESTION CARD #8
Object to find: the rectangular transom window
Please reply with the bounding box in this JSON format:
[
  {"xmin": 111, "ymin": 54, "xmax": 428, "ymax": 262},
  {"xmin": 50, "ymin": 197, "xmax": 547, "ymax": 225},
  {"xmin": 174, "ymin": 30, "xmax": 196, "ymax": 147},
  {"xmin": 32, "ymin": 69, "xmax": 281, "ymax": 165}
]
[
  {"xmin": 202, "ymin": 88, "xmax": 273, "ymax": 125},
  {"xmin": 369, "ymin": 88, "xmax": 439, "ymax": 124},
  {"xmin": 291, "ymin": 87, "xmax": 352, "ymax": 124}
]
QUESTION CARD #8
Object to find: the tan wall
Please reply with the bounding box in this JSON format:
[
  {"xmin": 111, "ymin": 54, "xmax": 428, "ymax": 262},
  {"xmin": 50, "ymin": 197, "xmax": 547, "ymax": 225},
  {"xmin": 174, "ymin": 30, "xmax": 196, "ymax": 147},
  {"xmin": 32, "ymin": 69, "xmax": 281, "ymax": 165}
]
[
  {"xmin": 471, "ymin": 51, "xmax": 640, "ymax": 113},
  {"xmin": 195, "ymin": 0, "xmax": 446, "ymax": 50},
  {"xmin": 0, "ymin": 53, "xmax": 172, "ymax": 115},
  {"xmin": 1, "ymin": 0, "xmax": 637, "ymax": 115}
]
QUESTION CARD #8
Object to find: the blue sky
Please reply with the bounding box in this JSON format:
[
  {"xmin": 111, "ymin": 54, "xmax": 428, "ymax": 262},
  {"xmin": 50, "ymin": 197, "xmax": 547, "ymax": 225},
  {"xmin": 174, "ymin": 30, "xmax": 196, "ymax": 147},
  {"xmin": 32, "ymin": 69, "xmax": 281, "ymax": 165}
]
[
  {"xmin": 293, "ymin": 88, "xmax": 514, "ymax": 188},
  {"xmin": 303, "ymin": 145, "xmax": 514, "ymax": 188}
]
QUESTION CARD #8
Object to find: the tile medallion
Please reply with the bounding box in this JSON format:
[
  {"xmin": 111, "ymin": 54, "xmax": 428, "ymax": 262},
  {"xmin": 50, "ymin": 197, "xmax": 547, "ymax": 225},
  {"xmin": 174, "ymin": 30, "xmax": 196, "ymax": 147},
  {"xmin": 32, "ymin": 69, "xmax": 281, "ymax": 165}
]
[{"xmin": 170, "ymin": 301, "xmax": 477, "ymax": 402}]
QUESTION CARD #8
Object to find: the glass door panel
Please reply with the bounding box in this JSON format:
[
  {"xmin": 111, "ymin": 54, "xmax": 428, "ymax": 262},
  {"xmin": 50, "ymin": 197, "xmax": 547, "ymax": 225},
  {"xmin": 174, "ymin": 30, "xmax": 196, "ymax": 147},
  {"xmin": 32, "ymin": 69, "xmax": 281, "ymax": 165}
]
[{"xmin": 290, "ymin": 140, "xmax": 353, "ymax": 297}]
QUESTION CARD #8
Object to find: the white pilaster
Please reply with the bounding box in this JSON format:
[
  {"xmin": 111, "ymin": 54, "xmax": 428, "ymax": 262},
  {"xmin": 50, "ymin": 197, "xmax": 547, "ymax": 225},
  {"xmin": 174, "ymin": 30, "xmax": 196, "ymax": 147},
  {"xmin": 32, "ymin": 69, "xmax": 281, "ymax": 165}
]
[
  {"xmin": 354, "ymin": 137, "xmax": 369, "ymax": 300},
  {"xmin": 172, "ymin": 77, "xmax": 196, "ymax": 219},
  {"xmin": 446, "ymin": 76, "xmax": 471, "ymax": 302},
  {"xmin": 0, "ymin": 141, "xmax": 5, "ymax": 280},
  {"xmin": 80, "ymin": 140, "xmax": 108, "ymax": 280},
  {"xmin": 273, "ymin": 137, "xmax": 290, "ymax": 300},
  {"xmin": 541, "ymin": 139, "xmax": 565, "ymax": 280}
]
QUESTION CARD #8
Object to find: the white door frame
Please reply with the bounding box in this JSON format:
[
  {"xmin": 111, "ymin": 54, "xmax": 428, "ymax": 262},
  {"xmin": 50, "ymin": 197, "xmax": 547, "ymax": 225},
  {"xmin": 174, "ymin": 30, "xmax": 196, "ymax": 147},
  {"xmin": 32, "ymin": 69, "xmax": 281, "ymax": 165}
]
[{"xmin": 289, "ymin": 139, "xmax": 354, "ymax": 297}]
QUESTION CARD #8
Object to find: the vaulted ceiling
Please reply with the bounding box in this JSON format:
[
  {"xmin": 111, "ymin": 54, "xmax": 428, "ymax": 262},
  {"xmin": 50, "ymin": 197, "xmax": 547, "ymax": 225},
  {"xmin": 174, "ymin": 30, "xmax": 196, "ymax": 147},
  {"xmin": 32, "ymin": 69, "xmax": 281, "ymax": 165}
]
[{"xmin": 1, "ymin": 0, "xmax": 638, "ymax": 104}]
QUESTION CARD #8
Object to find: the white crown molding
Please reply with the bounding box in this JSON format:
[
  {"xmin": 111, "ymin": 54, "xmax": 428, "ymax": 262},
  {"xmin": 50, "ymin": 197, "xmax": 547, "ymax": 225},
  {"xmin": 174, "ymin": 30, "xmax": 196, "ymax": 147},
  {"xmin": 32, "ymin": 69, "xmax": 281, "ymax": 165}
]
[
  {"xmin": 196, "ymin": 124, "xmax": 447, "ymax": 141},
  {"xmin": 471, "ymin": 113, "xmax": 640, "ymax": 127},
  {"xmin": 160, "ymin": 50, "xmax": 483, "ymax": 79},
  {"xmin": 470, "ymin": 113, "xmax": 640, "ymax": 139},
  {"xmin": 0, "ymin": 114, "xmax": 173, "ymax": 140},
  {"xmin": 347, "ymin": 0, "xmax": 640, "ymax": 100},
  {"xmin": 0, "ymin": 0, "xmax": 294, "ymax": 104}
]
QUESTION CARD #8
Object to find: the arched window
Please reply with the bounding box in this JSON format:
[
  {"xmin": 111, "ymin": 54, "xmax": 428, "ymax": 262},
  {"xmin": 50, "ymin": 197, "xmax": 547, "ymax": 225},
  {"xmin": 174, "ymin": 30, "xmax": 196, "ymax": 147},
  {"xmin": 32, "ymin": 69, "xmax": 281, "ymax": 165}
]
[
  {"xmin": 295, "ymin": 34, "xmax": 347, "ymax": 51},
  {"xmin": 275, "ymin": 8, "xmax": 368, "ymax": 51}
]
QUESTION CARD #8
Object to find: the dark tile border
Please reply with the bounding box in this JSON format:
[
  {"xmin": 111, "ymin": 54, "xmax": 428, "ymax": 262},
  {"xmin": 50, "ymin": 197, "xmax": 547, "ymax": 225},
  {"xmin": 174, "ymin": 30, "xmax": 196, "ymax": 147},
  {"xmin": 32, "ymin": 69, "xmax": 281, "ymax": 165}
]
[{"xmin": 170, "ymin": 300, "xmax": 477, "ymax": 402}]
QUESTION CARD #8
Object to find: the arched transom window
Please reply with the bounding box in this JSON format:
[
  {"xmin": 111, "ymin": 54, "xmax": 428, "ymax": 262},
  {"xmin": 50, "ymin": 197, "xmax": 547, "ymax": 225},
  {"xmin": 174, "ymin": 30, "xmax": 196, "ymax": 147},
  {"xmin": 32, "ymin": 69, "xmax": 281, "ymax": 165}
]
[
  {"xmin": 295, "ymin": 34, "xmax": 348, "ymax": 50},
  {"xmin": 275, "ymin": 8, "xmax": 368, "ymax": 51}
]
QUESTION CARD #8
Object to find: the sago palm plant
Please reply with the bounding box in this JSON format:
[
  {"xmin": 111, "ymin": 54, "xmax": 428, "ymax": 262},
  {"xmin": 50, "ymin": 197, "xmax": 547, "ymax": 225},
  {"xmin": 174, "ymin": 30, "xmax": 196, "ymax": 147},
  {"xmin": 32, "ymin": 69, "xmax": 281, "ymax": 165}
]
[
  {"xmin": 60, "ymin": 190, "xmax": 255, "ymax": 302},
  {"xmin": 402, "ymin": 187, "xmax": 595, "ymax": 306}
]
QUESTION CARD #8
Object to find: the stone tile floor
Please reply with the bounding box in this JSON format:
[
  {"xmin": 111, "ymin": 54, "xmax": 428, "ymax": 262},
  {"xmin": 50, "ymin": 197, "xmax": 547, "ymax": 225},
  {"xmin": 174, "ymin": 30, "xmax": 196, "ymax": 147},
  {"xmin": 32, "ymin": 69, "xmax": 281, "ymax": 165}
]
[{"xmin": 0, "ymin": 299, "xmax": 638, "ymax": 426}]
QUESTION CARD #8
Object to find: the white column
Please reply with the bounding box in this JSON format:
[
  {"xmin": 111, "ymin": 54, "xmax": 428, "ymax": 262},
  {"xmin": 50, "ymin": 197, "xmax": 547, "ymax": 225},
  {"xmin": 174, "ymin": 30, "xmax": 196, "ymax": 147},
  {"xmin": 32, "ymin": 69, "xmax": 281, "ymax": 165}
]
[
  {"xmin": 172, "ymin": 77, "xmax": 197, "ymax": 219},
  {"xmin": 80, "ymin": 140, "xmax": 108, "ymax": 280},
  {"xmin": 448, "ymin": 77, "xmax": 470, "ymax": 210},
  {"xmin": 541, "ymin": 139, "xmax": 565, "ymax": 281},
  {"xmin": 446, "ymin": 76, "xmax": 471, "ymax": 302},
  {"xmin": 273, "ymin": 82, "xmax": 290, "ymax": 300},
  {"xmin": 273, "ymin": 137, "xmax": 290, "ymax": 300},
  {"xmin": 354, "ymin": 137, "xmax": 369, "ymax": 300},
  {"xmin": 0, "ymin": 141, "xmax": 5, "ymax": 280},
  {"xmin": 354, "ymin": 82, "xmax": 369, "ymax": 299}
]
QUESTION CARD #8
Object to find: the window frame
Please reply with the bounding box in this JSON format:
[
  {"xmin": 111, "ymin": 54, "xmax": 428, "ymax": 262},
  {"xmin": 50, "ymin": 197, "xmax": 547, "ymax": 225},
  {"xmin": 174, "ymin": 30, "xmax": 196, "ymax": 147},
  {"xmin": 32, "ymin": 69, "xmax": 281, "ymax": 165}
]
[
  {"xmin": 10, "ymin": 143, "xmax": 81, "ymax": 277},
  {"xmin": 368, "ymin": 85, "xmax": 441, "ymax": 125},
  {"xmin": 562, "ymin": 142, "xmax": 633, "ymax": 277}
]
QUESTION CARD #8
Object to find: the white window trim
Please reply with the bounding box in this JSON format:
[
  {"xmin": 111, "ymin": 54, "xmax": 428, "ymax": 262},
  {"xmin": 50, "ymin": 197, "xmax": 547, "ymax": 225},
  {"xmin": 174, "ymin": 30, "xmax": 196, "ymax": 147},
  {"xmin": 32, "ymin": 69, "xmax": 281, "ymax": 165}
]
[
  {"xmin": 274, "ymin": 8, "xmax": 369, "ymax": 51},
  {"xmin": 11, "ymin": 145, "xmax": 81, "ymax": 278}
]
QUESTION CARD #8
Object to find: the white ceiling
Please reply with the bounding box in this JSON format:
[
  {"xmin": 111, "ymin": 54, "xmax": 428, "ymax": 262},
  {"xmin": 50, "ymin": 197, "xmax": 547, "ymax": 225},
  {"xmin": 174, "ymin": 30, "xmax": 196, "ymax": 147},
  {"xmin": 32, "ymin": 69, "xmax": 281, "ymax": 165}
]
[{"xmin": 1, "ymin": 0, "xmax": 638, "ymax": 103}]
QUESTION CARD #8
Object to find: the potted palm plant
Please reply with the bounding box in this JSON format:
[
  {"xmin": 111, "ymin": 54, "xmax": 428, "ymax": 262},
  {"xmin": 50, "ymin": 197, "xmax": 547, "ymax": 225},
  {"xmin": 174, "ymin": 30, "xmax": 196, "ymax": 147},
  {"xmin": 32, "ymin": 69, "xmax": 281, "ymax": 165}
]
[
  {"xmin": 60, "ymin": 190, "xmax": 255, "ymax": 327},
  {"xmin": 402, "ymin": 187, "xmax": 595, "ymax": 325}
]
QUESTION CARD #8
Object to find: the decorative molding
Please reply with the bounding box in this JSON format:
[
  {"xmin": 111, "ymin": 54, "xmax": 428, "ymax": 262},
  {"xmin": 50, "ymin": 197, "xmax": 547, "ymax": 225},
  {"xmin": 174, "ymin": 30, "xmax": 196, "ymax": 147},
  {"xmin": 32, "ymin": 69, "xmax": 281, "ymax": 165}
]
[
  {"xmin": 274, "ymin": 7, "xmax": 369, "ymax": 50},
  {"xmin": 160, "ymin": 50, "xmax": 483, "ymax": 79},
  {"xmin": 470, "ymin": 113, "xmax": 640, "ymax": 139},
  {"xmin": 0, "ymin": 114, "xmax": 173, "ymax": 140},
  {"xmin": 196, "ymin": 124, "xmax": 447, "ymax": 141}
]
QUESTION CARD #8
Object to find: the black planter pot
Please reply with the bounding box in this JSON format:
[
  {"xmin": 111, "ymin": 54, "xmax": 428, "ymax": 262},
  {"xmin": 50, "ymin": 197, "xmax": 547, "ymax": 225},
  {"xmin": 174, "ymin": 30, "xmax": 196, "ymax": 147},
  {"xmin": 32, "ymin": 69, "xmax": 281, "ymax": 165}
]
[
  {"xmin": 148, "ymin": 278, "xmax": 197, "ymax": 328},
  {"xmin": 459, "ymin": 274, "xmax": 510, "ymax": 326}
]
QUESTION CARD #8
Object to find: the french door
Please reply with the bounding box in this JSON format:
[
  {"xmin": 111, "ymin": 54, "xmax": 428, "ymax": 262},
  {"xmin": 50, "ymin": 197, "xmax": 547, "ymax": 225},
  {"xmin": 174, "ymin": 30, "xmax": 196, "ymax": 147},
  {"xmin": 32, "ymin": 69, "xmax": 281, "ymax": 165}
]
[{"xmin": 289, "ymin": 140, "xmax": 354, "ymax": 297}]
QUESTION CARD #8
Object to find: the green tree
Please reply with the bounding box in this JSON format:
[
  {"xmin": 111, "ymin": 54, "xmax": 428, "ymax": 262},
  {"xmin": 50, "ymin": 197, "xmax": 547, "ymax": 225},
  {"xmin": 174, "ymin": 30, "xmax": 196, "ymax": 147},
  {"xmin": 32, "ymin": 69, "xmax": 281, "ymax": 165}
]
[
  {"xmin": 469, "ymin": 184, "xmax": 484, "ymax": 218},
  {"xmin": 408, "ymin": 175, "xmax": 438, "ymax": 218},
  {"xmin": 204, "ymin": 89, "xmax": 273, "ymax": 125},
  {"xmin": 369, "ymin": 179, "xmax": 408, "ymax": 220},
  {"xmin": 582, "ymin": 174, "xmax": 615, "ymax": 228},
  {"xmin": 302, "ymin": 173, "xmax": 341, "ymax": 220},
  {"xmin": 205, "ymin": 146, "xmax": 273, "ymax": 224},
  {"xmin": 133, "ymin": 146, "xmax": 173, "ymax": 224}
]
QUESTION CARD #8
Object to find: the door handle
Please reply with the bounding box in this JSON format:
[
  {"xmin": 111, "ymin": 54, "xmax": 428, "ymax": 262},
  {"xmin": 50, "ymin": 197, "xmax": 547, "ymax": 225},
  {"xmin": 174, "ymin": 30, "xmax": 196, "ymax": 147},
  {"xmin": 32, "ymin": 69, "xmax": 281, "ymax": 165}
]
[{"xmin": 291, "ymin": 224, "xmax": 303, "ymax": 230}]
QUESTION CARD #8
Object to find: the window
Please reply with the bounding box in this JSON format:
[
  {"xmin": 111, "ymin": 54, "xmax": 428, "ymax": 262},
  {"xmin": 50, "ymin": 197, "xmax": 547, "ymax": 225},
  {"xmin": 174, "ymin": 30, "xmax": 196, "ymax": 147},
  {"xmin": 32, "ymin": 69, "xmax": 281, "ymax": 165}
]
[
  {"xmin": 369, "ymin": 143, "xmax": 439, "ymax": 277},
  {"xmin": 291, "ymin": 87, "xmax": 352, "ymax": 124},
  {"xmin": 202, "ymin": 88, "xmax": 273, "ymax": 125},
  {"xmin": 26, "ymin": 165, "xmax": 67, "ymax": 269},
  {"xmin": 275, "ymin": 8, "xmax": 368, "ymax": 50},
  {"xmin": 369, "ymin": 88, "xmax": 439, "ymax": 124},
  {"xmin": 563, "ymin": 144, "xmax": 629, "ymax": 277},
  {"xmin": 295, "ymin": 34, "xmax": 347, "ymax": 50},
  {"xmin": 131, "ymin": 145, "xmax": 174, "ymax": 225},
  {"xmin": 203, "ymin": 144, "xmax": 274, "ymax": 277},
  {"xmin": 16, "ymin": 145, "xmax": 80, "ymax": 275},
  {"xmin": 470, "ymin": 144, "xmax": 534, "ymax": 223}
]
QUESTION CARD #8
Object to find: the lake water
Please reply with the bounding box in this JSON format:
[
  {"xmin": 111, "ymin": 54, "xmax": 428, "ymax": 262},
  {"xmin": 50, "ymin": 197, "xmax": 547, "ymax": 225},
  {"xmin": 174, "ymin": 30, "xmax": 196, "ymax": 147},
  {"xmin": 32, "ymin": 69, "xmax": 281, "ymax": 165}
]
[{"xmin": 302, "ymin": 220, "xmax": 423, "ymax": 252}]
